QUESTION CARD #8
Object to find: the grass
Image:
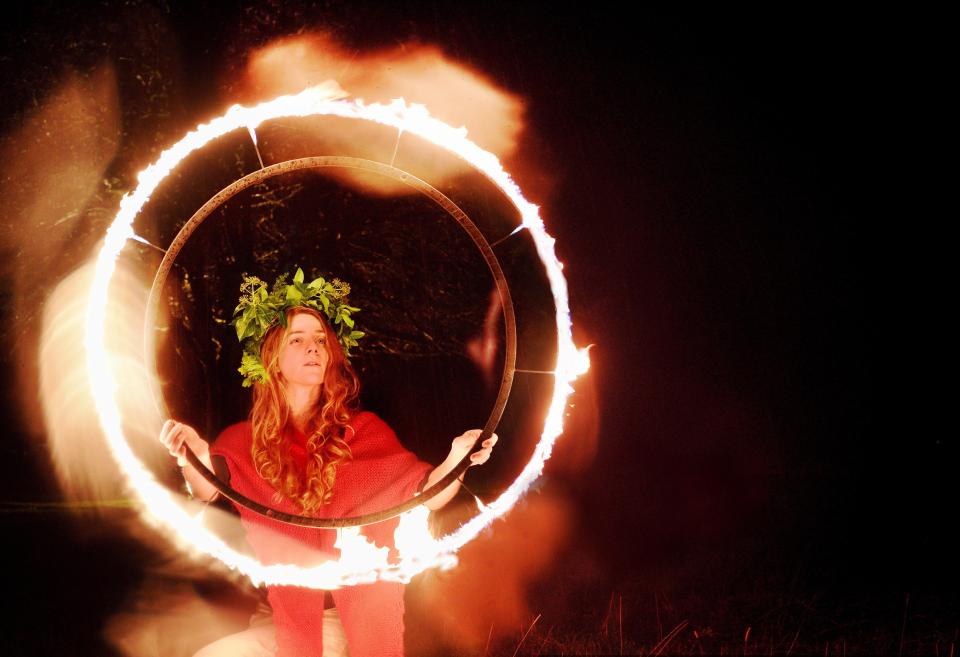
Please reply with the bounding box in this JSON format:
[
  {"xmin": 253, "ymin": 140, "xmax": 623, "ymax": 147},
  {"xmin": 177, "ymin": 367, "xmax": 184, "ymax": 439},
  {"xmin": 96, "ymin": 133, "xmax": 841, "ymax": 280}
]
[{"xmin": 412, "ymin": 569, "xmax": 959, "ymax": 656}]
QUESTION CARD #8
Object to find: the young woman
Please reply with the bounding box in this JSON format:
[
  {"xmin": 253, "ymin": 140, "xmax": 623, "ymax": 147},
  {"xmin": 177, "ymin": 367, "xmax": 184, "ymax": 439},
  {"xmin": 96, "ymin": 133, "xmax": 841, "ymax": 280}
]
[{"xmin": 160, "ymin": 285, "xmax": 495, "ymax": 657}]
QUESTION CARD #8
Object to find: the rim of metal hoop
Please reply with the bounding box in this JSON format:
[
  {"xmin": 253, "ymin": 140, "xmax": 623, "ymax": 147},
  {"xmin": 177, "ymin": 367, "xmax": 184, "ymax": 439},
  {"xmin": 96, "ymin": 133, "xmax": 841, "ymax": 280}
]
[{"xmin": 146, "ymin": 156, "xmax": 517, "ymax": 528}]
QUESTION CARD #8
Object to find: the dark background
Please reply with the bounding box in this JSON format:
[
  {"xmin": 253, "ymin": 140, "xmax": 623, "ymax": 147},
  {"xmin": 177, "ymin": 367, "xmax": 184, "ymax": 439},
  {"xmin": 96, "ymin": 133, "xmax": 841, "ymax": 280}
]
[{"xmin": 1, "ymin": 3, "xmax": 951, "ymax": 656}]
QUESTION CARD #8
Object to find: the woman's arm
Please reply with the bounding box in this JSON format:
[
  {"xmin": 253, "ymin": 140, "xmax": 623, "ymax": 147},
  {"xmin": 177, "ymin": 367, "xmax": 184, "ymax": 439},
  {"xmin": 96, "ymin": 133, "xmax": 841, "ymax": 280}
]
[
  {"xmin": 422, "ymin": 430, "xmax": 497, "ymax": 511},
  {"xmin": 159, "ymin": 419, "xmax": 219, "ymax": 502}
]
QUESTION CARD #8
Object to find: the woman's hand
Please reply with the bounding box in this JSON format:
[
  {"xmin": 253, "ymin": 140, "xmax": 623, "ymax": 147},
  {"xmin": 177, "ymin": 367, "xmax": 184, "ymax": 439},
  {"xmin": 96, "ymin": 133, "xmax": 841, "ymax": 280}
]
[
  {"xmin": 422, "ymin": 430, "xmax": 498, "ymax": 511},
  {"xmin": 449, "ymin": 429, "xmax": 498, "ymax": 467},
  {"xmin": 159, "ymin": 419, "xmax": 208, "ymax": 467},
  {"xmin": 159, "ymin": 420, "xmax": 218, "ymax": 501}
]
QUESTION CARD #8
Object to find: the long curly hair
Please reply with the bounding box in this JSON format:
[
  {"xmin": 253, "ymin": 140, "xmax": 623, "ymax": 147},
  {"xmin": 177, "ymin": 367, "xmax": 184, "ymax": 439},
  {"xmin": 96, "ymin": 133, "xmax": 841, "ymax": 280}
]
[{"xmin": 250, "ymin": 307, "xmax": 359, "ymax": 514}]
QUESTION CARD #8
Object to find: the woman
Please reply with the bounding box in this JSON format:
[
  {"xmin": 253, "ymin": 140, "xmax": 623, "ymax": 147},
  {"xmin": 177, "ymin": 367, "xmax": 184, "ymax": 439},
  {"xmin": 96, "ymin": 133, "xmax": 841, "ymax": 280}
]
[{"xmin": 160, "ymin": 272, "xmax": 495, "ymax": 657}]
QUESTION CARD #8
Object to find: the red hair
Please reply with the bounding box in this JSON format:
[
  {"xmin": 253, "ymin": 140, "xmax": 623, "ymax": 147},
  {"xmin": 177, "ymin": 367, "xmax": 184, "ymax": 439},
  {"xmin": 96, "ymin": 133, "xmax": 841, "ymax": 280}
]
[{"xmin": 250, "ymin": 307, "xmax": 359, "ymax": 513}]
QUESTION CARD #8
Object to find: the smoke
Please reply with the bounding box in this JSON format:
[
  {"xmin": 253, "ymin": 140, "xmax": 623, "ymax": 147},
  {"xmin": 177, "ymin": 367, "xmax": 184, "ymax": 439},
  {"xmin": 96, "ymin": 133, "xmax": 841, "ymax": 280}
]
[
  {"xmin": 409, "ymin": 490, "xmax": 572, "ymax": 655},
  {"xmin": 238, "ymin": 33, "xmax": 525, "ymax": 195},
  {"xmin": 104, "ymin": 503, "xmax": 260, "ymax": 657},
  {"xmin": 466, "ymin": 289, "xmax": 502, "ymax": 389},
  {"xmin": 106, "ymin": 585, "xmax": 254, "ymax": 657}
]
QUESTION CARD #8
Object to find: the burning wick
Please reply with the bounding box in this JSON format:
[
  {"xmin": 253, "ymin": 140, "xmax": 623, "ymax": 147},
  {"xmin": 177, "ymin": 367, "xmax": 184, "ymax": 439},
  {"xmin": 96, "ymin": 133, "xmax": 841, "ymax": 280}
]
[
  {"xmin": 457, "ymin": 478, "xmax": 490, "ymax": 513},
  {"xmin": 247, "ymin": 125, "xmax": 266, "ymax": 169}
]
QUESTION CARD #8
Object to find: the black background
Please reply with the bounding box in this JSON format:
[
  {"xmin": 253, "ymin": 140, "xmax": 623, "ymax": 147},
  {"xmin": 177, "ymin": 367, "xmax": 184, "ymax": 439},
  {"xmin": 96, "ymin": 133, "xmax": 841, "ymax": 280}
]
[{"xmin": 1, "ymin": 3, "xmax": 951, "ymax": 656}]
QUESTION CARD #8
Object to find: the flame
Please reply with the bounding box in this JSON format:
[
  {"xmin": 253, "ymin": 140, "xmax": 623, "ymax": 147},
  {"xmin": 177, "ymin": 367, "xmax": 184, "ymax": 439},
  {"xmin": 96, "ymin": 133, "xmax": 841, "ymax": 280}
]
[{"xmin": 86, "ymin": 85, "xmax": 589, "ymax": 588}]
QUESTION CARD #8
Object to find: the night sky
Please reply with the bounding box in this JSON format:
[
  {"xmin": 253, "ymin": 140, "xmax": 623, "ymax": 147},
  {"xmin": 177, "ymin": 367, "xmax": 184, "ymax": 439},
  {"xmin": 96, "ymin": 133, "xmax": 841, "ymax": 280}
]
[{"xmin": 1, "ymin": 4, "xmax": 951, "ymax": 656}]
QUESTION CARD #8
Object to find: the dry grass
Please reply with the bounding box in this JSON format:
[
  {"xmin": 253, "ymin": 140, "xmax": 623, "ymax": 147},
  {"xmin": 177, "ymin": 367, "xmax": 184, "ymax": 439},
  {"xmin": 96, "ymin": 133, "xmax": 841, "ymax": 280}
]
[{"xmin": 418, "ymin": 579, "xmax": 958, "ymax": 656}]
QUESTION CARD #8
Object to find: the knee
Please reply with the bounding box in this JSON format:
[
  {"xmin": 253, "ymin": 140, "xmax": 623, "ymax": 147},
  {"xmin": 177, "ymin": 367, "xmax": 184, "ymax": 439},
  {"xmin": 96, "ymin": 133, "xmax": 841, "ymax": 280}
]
[
  {"xmin": 192, "ymin": 645, "xmax": 215, "ymax": 657},
  {"xmin": 192, "ymin": 639, "xmax": 226, "ymax": 657}
]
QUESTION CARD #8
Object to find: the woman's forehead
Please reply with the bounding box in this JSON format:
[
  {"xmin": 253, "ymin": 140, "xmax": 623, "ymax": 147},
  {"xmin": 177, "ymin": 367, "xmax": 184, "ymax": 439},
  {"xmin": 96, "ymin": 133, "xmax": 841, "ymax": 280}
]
[{"xmin": 288, "ymin": 312, "xmax": 325, "ymax": 332}]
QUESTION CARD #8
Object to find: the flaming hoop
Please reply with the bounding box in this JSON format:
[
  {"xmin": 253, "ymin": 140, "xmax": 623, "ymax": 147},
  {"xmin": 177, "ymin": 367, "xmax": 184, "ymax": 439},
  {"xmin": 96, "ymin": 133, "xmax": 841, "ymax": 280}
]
[
  {"xmin": 86, "ymin": 86, "xmax": 590, "ymax": 588},
  {"xmin": 146, "ymin": 156, "xmax": 517, "ymax": 527}
]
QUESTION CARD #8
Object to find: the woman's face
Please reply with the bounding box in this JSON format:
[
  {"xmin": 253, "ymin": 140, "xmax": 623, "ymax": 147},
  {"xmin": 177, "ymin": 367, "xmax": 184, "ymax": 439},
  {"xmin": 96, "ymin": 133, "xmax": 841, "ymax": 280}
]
[{"xmin": 278, "ymin": 312, "xmax": 330, "ymax": 391}]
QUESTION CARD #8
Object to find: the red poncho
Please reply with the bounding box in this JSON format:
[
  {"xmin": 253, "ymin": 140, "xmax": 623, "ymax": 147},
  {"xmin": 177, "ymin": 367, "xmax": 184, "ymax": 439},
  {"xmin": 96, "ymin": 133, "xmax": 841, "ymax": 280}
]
[{"xmin": 210, "ymin": 411, "xmax": 433, "ymax": 657}]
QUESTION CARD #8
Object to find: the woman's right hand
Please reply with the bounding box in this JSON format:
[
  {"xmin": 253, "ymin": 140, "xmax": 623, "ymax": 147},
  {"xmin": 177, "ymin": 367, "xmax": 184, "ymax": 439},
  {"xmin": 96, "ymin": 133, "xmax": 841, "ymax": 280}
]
[{"xmin": 159, "ymin": 420, "xmax": 207, "ymax": 467}]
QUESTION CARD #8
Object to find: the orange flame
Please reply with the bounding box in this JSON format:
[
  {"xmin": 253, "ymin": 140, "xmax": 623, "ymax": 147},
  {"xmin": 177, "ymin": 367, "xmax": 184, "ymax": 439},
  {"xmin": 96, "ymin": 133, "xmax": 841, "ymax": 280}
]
[{"xmin": 239, "ymin": 33, "xmax": 525, "ymax": 195}]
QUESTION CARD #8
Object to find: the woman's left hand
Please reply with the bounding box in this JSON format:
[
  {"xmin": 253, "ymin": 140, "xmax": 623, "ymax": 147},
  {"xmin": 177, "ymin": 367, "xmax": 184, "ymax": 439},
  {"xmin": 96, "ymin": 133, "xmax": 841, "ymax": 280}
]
[
  {"xmin": 423, "ymin": 430, "xmax": 499, "ymax": 510},
  {"xmin": 449, "ymin": 429, "xmax": 498, "ymax": 466}
]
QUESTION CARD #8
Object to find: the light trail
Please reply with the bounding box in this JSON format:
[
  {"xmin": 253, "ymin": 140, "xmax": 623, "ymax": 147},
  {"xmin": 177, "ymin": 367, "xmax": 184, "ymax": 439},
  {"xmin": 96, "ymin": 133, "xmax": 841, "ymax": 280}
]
[{"xmin": 85, "ymin": 85, "xmax": 590, "ymax": 587}]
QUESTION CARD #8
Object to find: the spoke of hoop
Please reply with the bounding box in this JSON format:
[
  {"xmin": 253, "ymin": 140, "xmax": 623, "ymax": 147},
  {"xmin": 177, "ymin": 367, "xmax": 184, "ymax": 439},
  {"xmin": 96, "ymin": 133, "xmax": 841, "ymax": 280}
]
[
  {"xmin": 389, "ymin": 128, "xmax": 403, "ymax": 167},
  {"xmin": 247, "ymin": 126, "xmax": 266, "ymax": 170},
  {"xmin": 489, "ymin": 224, "xmax": 527, "ymax": 249},
  {"xmin": 515, "ymin": 368, "xmax": 556, "ymax": 375}
]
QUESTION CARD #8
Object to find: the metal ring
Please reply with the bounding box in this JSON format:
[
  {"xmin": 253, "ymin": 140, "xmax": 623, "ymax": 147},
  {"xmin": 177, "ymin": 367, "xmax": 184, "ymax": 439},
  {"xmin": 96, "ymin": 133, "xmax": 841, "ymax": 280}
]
[{"xmin": 147, "ymin": 156, "xmax": 517, "ymax": 527}]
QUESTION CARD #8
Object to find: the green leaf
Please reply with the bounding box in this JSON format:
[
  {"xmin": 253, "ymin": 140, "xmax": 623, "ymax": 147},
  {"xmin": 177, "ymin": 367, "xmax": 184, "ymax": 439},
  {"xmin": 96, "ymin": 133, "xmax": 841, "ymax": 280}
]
[
  {"xmin": 320, "ymin": 295, "xmax": 330, "ymax": 312},
  {"xmin": 286, "ymin": 286, "xmax": 302, "ymax": 302},
  {"xmin": 342, "ymin": 315, "xmax": 354, "ymax": 328},
  {"xmin": 349, "ymin": 330, "xmax": 365, "ymax": 339},
  {"xmin": 235, "ymin": 315, "xmax": 248, "ymax": 340},
  {"xmin": 293, "ymin": 267, "xmax": 304, "ymax": 284},
  {"xmin": 308, "ymin": 276, "xmax": 325, "ymax": 289}
]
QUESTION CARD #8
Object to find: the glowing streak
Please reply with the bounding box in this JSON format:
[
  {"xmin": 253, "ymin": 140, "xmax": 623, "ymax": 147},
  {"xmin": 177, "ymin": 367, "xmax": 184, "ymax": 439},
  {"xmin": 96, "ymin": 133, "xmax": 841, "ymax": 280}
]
[
  {"xmin": 86, "ymin": 85, "xmax": 590, "ymax": 587},
  {"xmin": 128, "ymin": 234, "xmax": 154, "ymax": 247},
  {"xmin": 247, "ymin": 125, "xmax": 265, "ymax": 169}
]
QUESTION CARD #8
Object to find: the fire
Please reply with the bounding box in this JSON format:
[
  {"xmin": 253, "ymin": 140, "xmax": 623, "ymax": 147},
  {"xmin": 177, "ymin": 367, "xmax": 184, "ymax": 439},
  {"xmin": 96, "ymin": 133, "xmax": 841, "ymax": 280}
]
[{"xmin": 86, "ymin": 85, "xmax": 590, "ymax": 588}]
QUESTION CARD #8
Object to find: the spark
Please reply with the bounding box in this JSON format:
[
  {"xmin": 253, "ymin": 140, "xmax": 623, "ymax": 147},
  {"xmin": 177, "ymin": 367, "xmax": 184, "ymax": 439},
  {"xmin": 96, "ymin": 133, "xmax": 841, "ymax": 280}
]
[{"xmin": 86, "ymin": 85, "xmax": 590, "ymax": 587}]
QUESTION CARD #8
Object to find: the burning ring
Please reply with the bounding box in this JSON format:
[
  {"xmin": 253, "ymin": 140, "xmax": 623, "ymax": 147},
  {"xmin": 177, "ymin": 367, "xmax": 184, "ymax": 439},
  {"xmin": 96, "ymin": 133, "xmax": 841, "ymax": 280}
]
[{"xmin": 86, "ymin": 89, "xmax": 587, "ymax": 587}]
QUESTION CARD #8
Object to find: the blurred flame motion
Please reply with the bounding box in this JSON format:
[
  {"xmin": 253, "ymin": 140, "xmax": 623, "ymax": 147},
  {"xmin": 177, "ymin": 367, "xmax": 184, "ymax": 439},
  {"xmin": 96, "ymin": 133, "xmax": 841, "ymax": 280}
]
[
  {"xmin": 40, "ymin": 260, "xmax": 170, "ymax": 502},
  {"xmin": 0, "ymin": 64, "xmax": 120, "ymax": 444},
  {"xmin": 104, "ymin": 568, "xmax": 259, "ymax": 657},
  {"xmin": 409, "ymin": 491, "xmax": 572, "ymax": 655},
  {"xmin": 240, "ymin": 33, "xmax": 525, "ymax": 195}
]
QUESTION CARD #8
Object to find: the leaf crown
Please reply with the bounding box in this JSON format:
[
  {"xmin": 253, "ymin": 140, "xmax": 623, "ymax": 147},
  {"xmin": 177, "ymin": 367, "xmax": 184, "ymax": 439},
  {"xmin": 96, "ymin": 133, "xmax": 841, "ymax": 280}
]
[{"xmin": 231, "ymin": 267, "xmax": 364, "ymax": 387}]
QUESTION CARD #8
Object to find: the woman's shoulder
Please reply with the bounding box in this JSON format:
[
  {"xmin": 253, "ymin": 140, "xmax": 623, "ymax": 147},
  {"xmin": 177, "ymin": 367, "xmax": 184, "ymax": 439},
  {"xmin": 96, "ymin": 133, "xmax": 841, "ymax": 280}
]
[
  {"xmin": 348, "ymin": 410, "xmax": 395, "ymax": 439},
  {"xmin": 210, "ymin": 421, "xmax": 252, "ymax": 456}
]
